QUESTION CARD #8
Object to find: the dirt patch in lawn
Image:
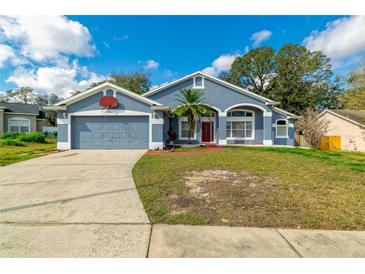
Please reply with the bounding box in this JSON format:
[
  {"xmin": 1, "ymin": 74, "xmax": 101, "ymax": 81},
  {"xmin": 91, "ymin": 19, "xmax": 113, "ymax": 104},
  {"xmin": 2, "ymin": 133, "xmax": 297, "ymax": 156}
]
[{"xmin": 164, "ymin": 169, "xmax": 290, "ymax": 226}]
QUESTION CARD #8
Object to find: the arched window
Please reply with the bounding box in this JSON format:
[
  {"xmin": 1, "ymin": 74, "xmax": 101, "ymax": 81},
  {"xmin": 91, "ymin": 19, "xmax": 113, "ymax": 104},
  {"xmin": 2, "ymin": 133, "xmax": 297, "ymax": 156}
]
[
  {"xmin": 226, "ymin": 109, "xmax": 254, "ymax": 140},
  {"xmin": 9, "ymin": 117, "xmax": 30, "ymax": 133},
  {"xmin": 276, "ymin": 119, "xmax": 288, "ymax": 138}
]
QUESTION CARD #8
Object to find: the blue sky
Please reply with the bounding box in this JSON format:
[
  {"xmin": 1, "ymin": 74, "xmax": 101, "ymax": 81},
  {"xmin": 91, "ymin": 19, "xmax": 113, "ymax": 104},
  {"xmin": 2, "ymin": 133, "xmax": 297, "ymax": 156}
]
[{"xmin": 1, "ymin": 15, "xmax": 364, "ymax": 97}]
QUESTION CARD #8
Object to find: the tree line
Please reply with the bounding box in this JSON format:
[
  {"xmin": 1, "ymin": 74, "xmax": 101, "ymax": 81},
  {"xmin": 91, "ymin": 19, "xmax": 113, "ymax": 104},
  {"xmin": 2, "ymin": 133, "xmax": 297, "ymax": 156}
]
[{"xmin": 220, "ymin": 44, "xmax": 364, "ymax": 114}]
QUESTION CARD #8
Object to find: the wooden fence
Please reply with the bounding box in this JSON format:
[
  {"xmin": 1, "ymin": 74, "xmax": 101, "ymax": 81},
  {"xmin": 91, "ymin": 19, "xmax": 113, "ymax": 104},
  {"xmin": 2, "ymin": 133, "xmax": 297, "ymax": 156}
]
[{"xmin": 320, "ymin": 136, "xmax": 341, "ymax": 151}]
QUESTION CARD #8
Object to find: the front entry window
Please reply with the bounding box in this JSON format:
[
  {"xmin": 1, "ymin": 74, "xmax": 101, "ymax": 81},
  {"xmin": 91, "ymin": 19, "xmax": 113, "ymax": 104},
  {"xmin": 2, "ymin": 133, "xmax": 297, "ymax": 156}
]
[
  {"xmin": 179, "ymin": 117, "xmax": 196, "ymax": 140},
  {"xmin": 180, "ymin": 121, "xmax": 191, "ymax": 138},
  {"xmin": 9, "ymin": 118, "xmax": 30, "ymax": 133},
  {"xmin": 226, "ymin": 121, "xmax": 253, "ymax": 138},
  {"xmin": 226, "ymin": 109, "xmax": 254, "ymax": 140}
]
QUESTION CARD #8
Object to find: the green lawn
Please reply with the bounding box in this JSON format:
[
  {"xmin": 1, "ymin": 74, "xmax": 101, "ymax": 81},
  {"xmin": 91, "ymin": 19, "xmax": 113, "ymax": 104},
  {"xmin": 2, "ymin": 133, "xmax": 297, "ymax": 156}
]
[
  {"xmin": 0, "ymin": 138, "xmax": 57, "ymax": 166},
  {"xmin": 133, "ymin": 147, "xmax": 365, "ymax": 230}
]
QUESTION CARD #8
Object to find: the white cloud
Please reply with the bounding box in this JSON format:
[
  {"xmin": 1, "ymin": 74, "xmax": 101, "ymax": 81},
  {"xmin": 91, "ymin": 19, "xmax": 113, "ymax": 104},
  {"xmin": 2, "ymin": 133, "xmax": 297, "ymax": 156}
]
[
  {"xmin": 303, "ymin": 16, "xmax": 365, "ymax": 62},
  {"xmin": 6, "ymin": 61, "xmax": 105, "ymax": 98},
  {"xmin": 142, "ymin": 59, "xmax": 159, "ymax": 70},
  {"xmin": 0, "ymin": 15, "xmax": 95, "ymax": 62},
  {"xmin": 162, "ymin": 69, "xmax": 177, "ymax": 78},
  {"xmin": 251, "ymin": 29, "xmax": 272, "ymax": 46},
  {"xmin": 0, "ymin": 44, "xmax": 15, "ymax": 67},
  {"xmin": 203, "ymin": 53, "xmax": 239, "ymax": 76},
  {"xmin": 0, "ymin": 16, "xmax": 105, "ymax": 98}
]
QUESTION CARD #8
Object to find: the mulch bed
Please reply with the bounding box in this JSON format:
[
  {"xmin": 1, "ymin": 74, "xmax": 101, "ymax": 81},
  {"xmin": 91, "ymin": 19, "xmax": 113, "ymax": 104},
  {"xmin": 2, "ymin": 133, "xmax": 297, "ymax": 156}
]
[{"xmin": 146, "ymin": 146, "xmax": 224, "ymax": 155}]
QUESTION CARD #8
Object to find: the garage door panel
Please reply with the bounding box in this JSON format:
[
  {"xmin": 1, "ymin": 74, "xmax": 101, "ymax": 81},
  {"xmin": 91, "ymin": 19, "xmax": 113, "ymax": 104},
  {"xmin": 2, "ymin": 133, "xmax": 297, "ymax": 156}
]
[{"xmin": 71, "ymin": 116, "xmax": 149, "ymax": 149}]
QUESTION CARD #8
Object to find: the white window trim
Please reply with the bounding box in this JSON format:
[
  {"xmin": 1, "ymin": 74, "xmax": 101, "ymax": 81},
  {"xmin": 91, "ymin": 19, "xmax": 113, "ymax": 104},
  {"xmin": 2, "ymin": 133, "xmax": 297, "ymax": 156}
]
[
  {"xmin": 226, "ymin": 109, "xmax": 255, "ymax": 140},
  {"xmin": 275, "ymin": 119, "xmax": 289, "ymax": 138},
  {"xmin": 178, "ymin": 117, "xmax": 197, "ymax": 140},
  {"xmin": 192, "ymin": 76, "xmax": 205, "ymax": 89},
  {"xmin": 8, "ymin": 117, "xmax": 31, "ymax": 133}
]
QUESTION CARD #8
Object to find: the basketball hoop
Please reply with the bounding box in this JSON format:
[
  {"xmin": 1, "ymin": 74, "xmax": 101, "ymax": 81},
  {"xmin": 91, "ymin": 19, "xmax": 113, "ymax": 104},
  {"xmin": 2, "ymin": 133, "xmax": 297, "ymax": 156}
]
[{"xmin": 99, "ymin": 96, "xmax": 118, "ymax": 116}]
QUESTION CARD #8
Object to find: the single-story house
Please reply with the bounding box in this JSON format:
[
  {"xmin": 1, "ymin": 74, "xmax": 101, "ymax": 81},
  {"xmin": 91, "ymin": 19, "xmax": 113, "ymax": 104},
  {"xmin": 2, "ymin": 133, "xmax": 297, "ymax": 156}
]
[
  {"xmin": 47, "ymin": 71, "xmax": 299, "ymax": 150},
  {"xmin": 319, "ymin": 109, "xmax": 365, "ymax": 152},
  {"xmin": 0, "ymin": 103, "xmax": 45, "ymax": 134}
]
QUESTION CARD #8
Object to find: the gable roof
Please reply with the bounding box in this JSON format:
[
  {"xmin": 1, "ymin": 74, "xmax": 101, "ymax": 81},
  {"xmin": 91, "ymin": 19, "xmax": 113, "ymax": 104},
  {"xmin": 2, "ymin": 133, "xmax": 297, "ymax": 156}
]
[
  {"xmin": 54, "ymin": 82, "xmax": 162, "ymax": 107},
  {"xmin": 144, "ymin": 71, "xmax": 299, "ymax": 118},
  {"xmin": 143, "ymin": 71, "xmax": 279, "ymax": 105},
  {"xmin": 272, "ymin": 107, "xmax": 301, "ymax": 119},
  {"xmin": 320, "ymin": 109, "xmax": 365, "ymax": 128},
  {"xmin": 0, "ymin": 102, "xmax": 40, "ymax": 115}
]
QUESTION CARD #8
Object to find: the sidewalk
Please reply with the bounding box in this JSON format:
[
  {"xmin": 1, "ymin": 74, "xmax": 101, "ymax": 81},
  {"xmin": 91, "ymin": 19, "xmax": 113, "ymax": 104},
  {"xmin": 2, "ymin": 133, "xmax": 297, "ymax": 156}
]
[{"xmin": 148, "ymin": 224, "xmax": 365, "ymax": 258}]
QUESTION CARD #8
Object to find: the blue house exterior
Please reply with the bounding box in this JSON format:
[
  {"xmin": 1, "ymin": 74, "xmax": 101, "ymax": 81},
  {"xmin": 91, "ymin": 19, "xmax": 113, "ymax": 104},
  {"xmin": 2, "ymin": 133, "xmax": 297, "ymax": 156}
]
[{"xmin": 48, "ymin": 71, "xmax": 298, "ymax": 150}]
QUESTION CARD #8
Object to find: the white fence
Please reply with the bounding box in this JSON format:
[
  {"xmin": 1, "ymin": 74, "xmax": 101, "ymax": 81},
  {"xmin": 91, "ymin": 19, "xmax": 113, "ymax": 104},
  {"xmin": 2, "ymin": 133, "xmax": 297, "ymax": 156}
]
[{"xmin": 43, "ymin": 126, "xmax": 57, "ymax": 134}]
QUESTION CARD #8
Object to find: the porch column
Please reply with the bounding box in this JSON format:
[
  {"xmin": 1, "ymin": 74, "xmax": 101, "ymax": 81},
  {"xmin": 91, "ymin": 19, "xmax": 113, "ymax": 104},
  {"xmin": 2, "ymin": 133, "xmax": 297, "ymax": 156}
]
[
  {"xmin": 150, "ymin": 110, "xmax": 165, "ymax": 149},
  {"xmin": 57, "ymin": 111, "xmax": 71, "ymax": 150},
  {"xmin": 263, "ymin": 112, "xmax": 273, "ymax": 145},
  {"xmin": 218, "ymin": 111, "xmax": 227, "ymax": 145},
  {"xmin": 0, "ymin": 107, "xmax": 4, "ymax": 133}
]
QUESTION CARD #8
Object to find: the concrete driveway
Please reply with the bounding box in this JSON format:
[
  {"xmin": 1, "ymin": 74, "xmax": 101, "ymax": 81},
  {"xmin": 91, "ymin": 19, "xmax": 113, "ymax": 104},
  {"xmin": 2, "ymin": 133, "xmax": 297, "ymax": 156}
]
[{"xmin": 0, "ymin": 150, "xmax": 150, "ymax": 257}]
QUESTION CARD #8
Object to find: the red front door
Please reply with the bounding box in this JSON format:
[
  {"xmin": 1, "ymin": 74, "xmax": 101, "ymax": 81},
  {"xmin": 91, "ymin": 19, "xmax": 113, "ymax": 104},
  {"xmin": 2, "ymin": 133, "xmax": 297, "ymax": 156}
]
[{"xmin": 201, "ymin": 121, "xmax": 213, "ymax": 142}]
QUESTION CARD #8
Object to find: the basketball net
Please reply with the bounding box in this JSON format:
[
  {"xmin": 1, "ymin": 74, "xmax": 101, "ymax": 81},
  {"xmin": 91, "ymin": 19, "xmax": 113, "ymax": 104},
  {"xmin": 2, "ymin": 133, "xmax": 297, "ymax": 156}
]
[{"xmin": 101, "ymin": 107, "xmax": 113, "ymax": 116}]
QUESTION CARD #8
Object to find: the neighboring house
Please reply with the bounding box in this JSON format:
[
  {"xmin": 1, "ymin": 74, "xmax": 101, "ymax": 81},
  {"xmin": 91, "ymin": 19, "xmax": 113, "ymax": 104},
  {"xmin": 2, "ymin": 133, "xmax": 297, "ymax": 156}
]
[
  {"xmin": 319, "ymin": 109, "xmax": 365, "ymax": 152},
  {"xmin": 0, "ymin": 103, "xmax": 45, "ymax": 134},
  {"xmin": 47, "ymin": 71, "xmax": 299, "ymax": 150}
]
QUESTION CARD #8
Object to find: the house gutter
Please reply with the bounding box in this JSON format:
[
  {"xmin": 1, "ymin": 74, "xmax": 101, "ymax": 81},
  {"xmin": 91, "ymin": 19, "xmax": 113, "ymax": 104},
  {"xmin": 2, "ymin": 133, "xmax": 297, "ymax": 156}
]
[{"xmin": 44, "ymin": 106, "xmax": 67, "ymax": 111}]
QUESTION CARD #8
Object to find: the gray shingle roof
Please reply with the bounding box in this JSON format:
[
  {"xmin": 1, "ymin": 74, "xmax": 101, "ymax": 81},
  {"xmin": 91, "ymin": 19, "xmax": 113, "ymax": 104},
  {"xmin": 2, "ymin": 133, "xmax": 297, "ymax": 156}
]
[
  {"xmin": 330, "ymin": 109, "xmax": 365, "ymax": 127},
  {"xmin": 0, "ymin": 102, "xmax": 40, "ymax": 115}
]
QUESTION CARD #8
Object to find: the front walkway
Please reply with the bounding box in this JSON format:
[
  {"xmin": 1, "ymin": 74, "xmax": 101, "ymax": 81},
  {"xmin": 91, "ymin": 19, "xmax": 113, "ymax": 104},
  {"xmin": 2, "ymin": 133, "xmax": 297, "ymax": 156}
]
[{"xmin": 148, "ymin": 224, "xmax": 365, "ymax": 258}]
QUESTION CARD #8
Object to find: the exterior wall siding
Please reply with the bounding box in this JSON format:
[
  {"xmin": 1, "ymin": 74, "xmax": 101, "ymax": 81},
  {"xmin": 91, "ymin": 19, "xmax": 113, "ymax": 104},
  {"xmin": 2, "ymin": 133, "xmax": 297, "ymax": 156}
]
[
  {"xmin": 0, "ymin": 110, "xmax": 4, "ymax": 133},
  {"xmin": 4, "ymin": 114, "xmax": 37, "ymax": 133},
  {"xmin": 58, "ymin": 124, "xmax": 68, "ymax": 142},
  {"xmin": 272, "ymin": 111, "xmax": 295, "ymax": 146},
  {"xmin": 320, "ymin": 112, "xmax": 365, "ymax": 152},
  {"xmin": 147, "ymin": 78, "xmax": 271, "ymax": 112},
  {"xmin": 152, "ymin": 124, "xmax": 164, "ymax": 142},
  {"xmin": 36, "ymin": 119, "xmax": 44, "ymax": 132},
  {"xmin": 148, "ymin": 78, "xmax": 272, "ymax": 145},
  {"xmin": 68, "ymin": 91, "xmax": 153, "ymax": 114}
]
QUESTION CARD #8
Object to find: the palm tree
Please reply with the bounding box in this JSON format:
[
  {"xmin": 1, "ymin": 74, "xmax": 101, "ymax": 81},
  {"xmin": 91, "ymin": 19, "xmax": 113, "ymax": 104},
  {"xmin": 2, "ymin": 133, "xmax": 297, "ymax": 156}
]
[{"xmin": 173, "ymin": 89, "xmax": 212, "ymax": 143}]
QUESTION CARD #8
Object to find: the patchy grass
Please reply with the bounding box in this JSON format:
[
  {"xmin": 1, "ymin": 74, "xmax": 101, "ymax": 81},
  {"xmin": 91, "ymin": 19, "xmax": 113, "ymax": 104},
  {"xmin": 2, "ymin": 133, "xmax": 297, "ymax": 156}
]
[
  {"xmin": 133, "ymin": 146, "xmax": 365, "ymax": 230},
  {"xmin": 0, "ymin": 137, "xmax": 57, "ymax": 166}
]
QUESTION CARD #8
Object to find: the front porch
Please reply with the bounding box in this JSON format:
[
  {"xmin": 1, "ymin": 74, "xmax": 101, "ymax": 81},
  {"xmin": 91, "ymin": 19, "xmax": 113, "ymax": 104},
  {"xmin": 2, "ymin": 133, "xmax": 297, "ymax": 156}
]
[{"xmin": 162, "ymin": 105, "xmax": 272, "ymax": 147}]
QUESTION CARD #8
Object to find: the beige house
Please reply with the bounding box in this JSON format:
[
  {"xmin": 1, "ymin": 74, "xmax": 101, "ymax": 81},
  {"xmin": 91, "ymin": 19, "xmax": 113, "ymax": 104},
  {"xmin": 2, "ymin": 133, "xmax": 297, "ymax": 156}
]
[
  {"xmin": 319, "ymin": 109, "xmax": 365, "ymax": 153},
  {"xmin": 0, "ymin": 103, "xmax": 45, "ymax": 134}
]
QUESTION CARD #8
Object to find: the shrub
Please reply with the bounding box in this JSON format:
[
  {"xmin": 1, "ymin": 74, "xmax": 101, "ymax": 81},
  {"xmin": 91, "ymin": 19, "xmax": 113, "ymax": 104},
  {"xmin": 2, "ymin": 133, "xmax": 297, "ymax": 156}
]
[
  {"xmin": 0, "ymin": 139, "xmax": 25, "ymax": 146},
  {"xmin": 19, "ymin": 132, "xmax": 46, "ymax": 143},
  {"xmin": 0, "ymin": 132, "xmax": 23, "ymax": 139},
  {"xmin": 296, "ymin": 109, "xmax": 329, "ymax": 149}
]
